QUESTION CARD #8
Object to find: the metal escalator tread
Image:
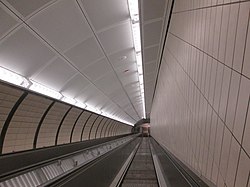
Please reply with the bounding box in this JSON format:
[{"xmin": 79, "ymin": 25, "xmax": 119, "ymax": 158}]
[{"xmin": 121, "ymin": 138, "xmax": 158, "ymax": 187}]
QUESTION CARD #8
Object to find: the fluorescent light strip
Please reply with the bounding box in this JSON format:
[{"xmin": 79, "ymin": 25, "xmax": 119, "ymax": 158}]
[
  {"xmin": 61, "ymin": 96, "xmax": 76, "ymax": 105},
  {"xmin": 75, "ymin": 101, "xmax": 87, "ymax": 109},
  {"xmin": 0, "ymin": 67, "xmax": 134, "ymax": 125},
  {"xmin": 29, "ymin": 80, "xmax": 62, "ymax": 100},
  {"xmin": 128, "ymin": 0, "xmax": 146, "ymax": 119},
  {"xmin": 132, "ymin": 23, "xmax": 141, "ymax": 52},
  {"xmin": 0, "ymin": 67, "xmax": 31, "ymax": 88}
]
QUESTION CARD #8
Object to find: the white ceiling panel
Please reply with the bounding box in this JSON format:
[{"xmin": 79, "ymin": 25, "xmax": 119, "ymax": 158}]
[
  {"xmin": 0, "ymin": 27, "xmax": 55, "ymax": 77},
  {"xmin": 113, "ymin": 95, "xmax": 130, "ymax": 107},
  {"xmin": 0, "ymin": 5, "xmax": 19, "ymax": 39},
  {"xmin": 108, "ymin": 48, "xmax": 136, "ymax": 69},
  {"xmin": 145, "ymin": 61, "xmax": 157, "ymax": 73},
  {"xmin": 142, "ymin": 0, "xmax": 166, "ymax": 21},
  {"xmin": 143, "ymin": 21, "xmax": 163, "ymax": 47},
  {"xmin": 81, "ymin": 0, "xmax": 130, "ymax": 31},
  {"xmin": 108, "ymin": 88, "xmax": 124, "ymax": 98},
  {"xmin": 32, "ymin": 57, "xmax": 77, "ymax": 90},
  {"xmin": 86, "ymin": 94, "xmax": 107, "ymax": 109},
  {"xmin": 76, "ymin": 84, "xmax": 100, "ymax": 102},
  {"xmin": 115, "ymin": 62, "xmax": 138, "ymax": 75},
  {"xmin": 61, "ymin": 74, "xmax": 90, "ymax": 98},
  {"xmin": 98, "ymin": 22, "xmax": 133, "ymax": 55},
  {"xmin": 119, "ymin": 73, "xmax": 139, "ymax": 86},
  {"xmin": 29, "ymin": 0, "xmax": 92, "ymax": 52},
  {"xmin": 0, "ymin": 0, "xmax": 170, "ymax": 123},
  {"xmin": 94, "ymin": 72, "xmax": 121, "ymax": 95},
  {"xmin": 65, "ymin": 37, "xmax": 104, "ymax": 70},
  {"xmin": 81, "ymin": 58, "xmax": 113, "ymax": 82},
  {"xmin": 143, "ymin": 45, "xmax": 159, "ymax": 63},
  {"xmin": 145, "ymin": 72, "xmax": 156, "ymax": 82},
  {"xmin": 5, "ymin": 0, "xmax": 54, "ymax": 17}
]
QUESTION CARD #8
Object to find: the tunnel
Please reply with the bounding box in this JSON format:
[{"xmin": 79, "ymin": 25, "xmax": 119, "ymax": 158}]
[{"xmin": 0, "ymin": 0, "xmax": 249, "ymax": 186}]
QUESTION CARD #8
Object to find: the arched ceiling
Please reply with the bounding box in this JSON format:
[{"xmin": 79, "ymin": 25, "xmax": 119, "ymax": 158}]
[{"xmin": 0, "ymin": 0, "xmax": 169, "ymax": 124}]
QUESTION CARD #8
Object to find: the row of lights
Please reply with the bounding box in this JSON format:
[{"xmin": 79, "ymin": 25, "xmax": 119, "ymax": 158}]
[
  {"xmin": 0, "ymin": 66, "xmax": 134, "ymax": 126},
  {"xmin": 128, "ymin": 0, "xmax": 146, "ymax": 118}
]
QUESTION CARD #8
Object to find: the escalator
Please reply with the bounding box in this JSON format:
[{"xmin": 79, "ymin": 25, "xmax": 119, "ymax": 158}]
[{"xmin": 120, "ymin": 138, "xmax": 158, "ymax": 187}]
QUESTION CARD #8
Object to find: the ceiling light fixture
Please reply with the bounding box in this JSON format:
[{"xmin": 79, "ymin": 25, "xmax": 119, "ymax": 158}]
[
  {"xmin": 61, "ymin": 96, "xmax": 76, "ymax": 105},
  {"xmin": 75, "ymin": 101, "xmax": 87, "ymax": 109},
  {"xmin": 0, "ymin": 66, "xmax": 135, "ymax": 125},
  {"xmin": 29, "ymin": 80, "xmax": 62, "ymax": 100},
  {"xmin": 0, "ymin": 66, "xmax": 31, "ymax": 88},
  {"xmin": 128, "ymin": 0, "xmax": 145, "ymax": 118},
  {"xmin": 119, "ymin": 56, "xmax": 127, "ymax": 61}
]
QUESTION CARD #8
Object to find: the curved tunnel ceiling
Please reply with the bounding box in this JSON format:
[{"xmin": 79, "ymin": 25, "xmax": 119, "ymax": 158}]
[
  {"xmin": 0, "ymin": 0, "xmax": 169, "ymax": 123},
  {"xmin": 0, "ymin": 81, "xmax": 132, "ymax": 154}
]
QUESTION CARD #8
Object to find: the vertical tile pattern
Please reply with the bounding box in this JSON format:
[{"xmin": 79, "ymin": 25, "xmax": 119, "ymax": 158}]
[
  {"xmin": 3, "ymin": 94, "xmax": 51, "ymax": 153},
  {"xmin": 95, "ymin": 117, "xmax": 108, "ymax": 138},
  {"xmin": 89, "ymin": 116, "xmax": 103, "ymax": 140},
  {"xmin": 71, "ymin": 111, "xmax": 91, "ymax": 142},
  {"xmin": 57, "ymin": 107, "xmax": 82, "ymax": 145},
  {"xmin": 0, "ymin": 84, "xmax": 23, "ymax": 135},
  {"xmin": 0, "ymin": 82, "xmax": 131, "ymax": 154},
  {"xmin": 81, "ymin": 114, "xmax": 98, "ymax": 141},
  {"xmin": 36, "ymin": 102, "xmax": 70, "ymax": 148},
  {"xmin": 151, "ymin": 1, "xmax": 250, "ymax": 187}
]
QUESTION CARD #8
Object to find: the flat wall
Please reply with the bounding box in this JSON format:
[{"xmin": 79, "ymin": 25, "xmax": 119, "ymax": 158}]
[
  {"xmin": 0, "ymin": 82, "xmax": 132, "ymax": 155},
  {"xmin": 151, "ymin": 1, "xmax": 250, "ymax": 187}
]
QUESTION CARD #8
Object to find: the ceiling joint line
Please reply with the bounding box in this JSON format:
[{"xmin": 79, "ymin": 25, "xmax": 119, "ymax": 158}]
[
  {"xmin": 0, "ymin": 0, "xmax": 136, "ymax": 123},
  {"xmin": 76, "ymin": 0, "xmax": 142, "ymax": 119}
]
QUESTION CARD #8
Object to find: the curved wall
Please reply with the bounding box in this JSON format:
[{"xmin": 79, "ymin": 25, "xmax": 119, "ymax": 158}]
[{"xmin": 0, "ymin": 82, "xmax": 132, "ymax": 154}]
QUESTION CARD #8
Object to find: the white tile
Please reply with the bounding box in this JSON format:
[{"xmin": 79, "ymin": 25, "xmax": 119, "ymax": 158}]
[
  {"xmin": 218, "ymin": 4, "xmax": 230, "ymax": 63},
  {"xmin": 225, "ymin": 137, "xmax": 240, "ymax": 187},
  {"xmin": 225, "ymin": 71, "xmax": 240, "ymax": 131},
  {"xmin": 219, "ymin": 127, "xmax": 232, "ymax": 180},
  {"xmin": 234, "ymin": 150, "xmax": 250, "ymax": 187},
  {"xmin": 224, "ymin": 3, "xmax": 239, "ymax": 67},
  {"xmin": 232, "ymin": 2, "xmax": 250, "ymax": 72},
  {"xmin": 242, "ymin": 15, "xmax": 250, "ymax": 79},
  {"xmin": 243, "ymin": 103, "xmax": 250, "ymax": 156},
  {"xmin": 233, "ymin": 77, "xmax": 250, "ymax": 142},
  {"xmin": 219, "ymin": 67, "xmax": 231, "ymax": 121}
]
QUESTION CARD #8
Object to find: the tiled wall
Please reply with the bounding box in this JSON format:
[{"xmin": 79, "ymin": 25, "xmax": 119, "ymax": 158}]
[
  {"xmin": 37, "ymin": 102, "xmax": 70, "ymax": 148},
  {"xmin": 57, "ymin": 107, "xmax": 82, "ymax": 145},
  {"xmin": 150, "ymin": 1, "xmax": 250, "ymax": 187},
  {"xmin": 0, "ymin": 82, "xmax": 132, "ymax": 154},
  {"xmin": 100, "ymin": 120, "xmax": 112, "ymax": 138},
  {"xmin": 95, "ymin": 118, "xmax": 109, "ymax": 138},
  {"xmin": 71, "ymin": 111, "xmax": 92, "ymax": 142},
  {"xmin": 89, "ymin": 116, "xmax": 104, "ymax": 140},
  {"xmin": 3, "ymin": 94, "xmax": 51, "ymax": 153},
  {"xmin": 0, "ymin": 85, "xmax": 23, "ymax": 135},
  {"xmin": 81, "ymin": 114, "xmax": 98, "ymax": 141}
]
